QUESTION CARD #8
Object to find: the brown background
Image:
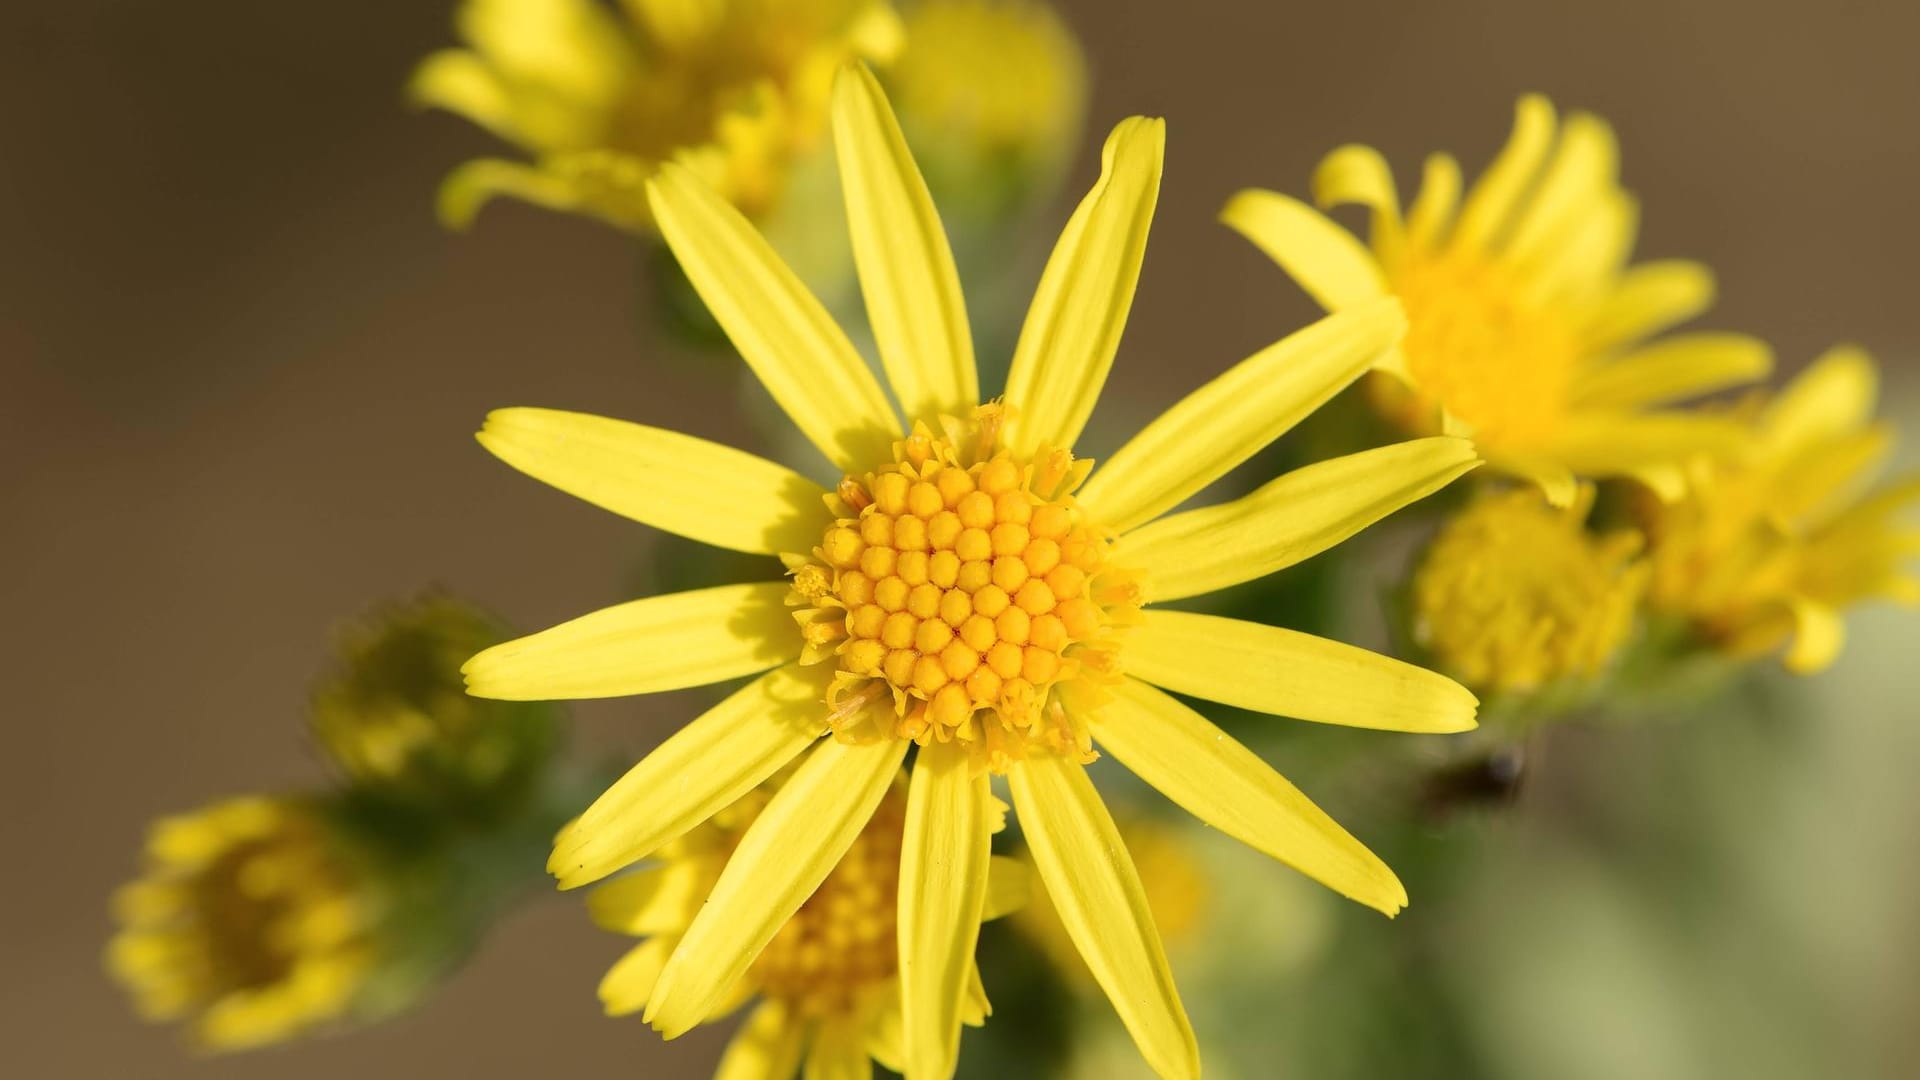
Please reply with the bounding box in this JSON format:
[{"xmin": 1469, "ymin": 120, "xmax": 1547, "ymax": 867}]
[{"xmin": 3, "ymin": 0, "xmax": 1916, "ymax": 1076}]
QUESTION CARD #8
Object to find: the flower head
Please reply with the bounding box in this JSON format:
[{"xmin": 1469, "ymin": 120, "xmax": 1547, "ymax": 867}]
[
  {"xmin": 1413, "ymin": 487, "xmax": 1647, "ymax": 694},
  {"xmin": 590, "ymin": 770, "xmax": 1026, "ymax": 1076},
  {"xmin": 466, "ymin": 64, "xmax": 1479, "ymax": 1079},
  {"xmin": 310, "ymin": 593, "xmax": 558, "ymax": 806},
  {"xmin": 1641, "ymin": 346, "xmax": 1920, "ymax": 672},
  {"xmin": 411, "ymin": 0, "xmax": 902, "ymax": 231},
  {"xmin": 1224, "ymin": 96, "xmax": 1771, "ymax": 506},
  {"xmin": 106, "ymin": 797, "xmax": 376, "ymax": 1051}
]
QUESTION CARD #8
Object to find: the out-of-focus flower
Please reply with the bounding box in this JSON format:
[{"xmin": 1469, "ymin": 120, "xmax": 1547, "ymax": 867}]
[
  {"xmin": 1413, "ymin": 487, "xmax": 1647, "ymax": 695},
  {"xmin": 884, "ymin": 0, "xmax": 1087, "ymax": 216},
  {"xmin": 1015, "ymin": 817, "xmax": 1209, "ymax": 987},
  {"xmin": 1641, "ymin": 347, "xmax": 1920, "ymax": 673},
  {"xmin": 106, "ymin": 797, "xmax": 376, "ymax": 1051},
  {"xmin": 589, "ymin": 772, "xmax": 1025, "ymax": 1077},
  {"xmin": 1224, "ymin": 96, "xmax": 1770, "ymax": 506},
  {"xmin": 310, "ymin": 593, "xmax": 556, "ymax": 808},
  {"xmin": 410, "ymin": 0, "xmax": 903, "ymax": 232},
  {"xmin": 464, "ymin": 64, "xmax": 1478, "ymax": 1080}
]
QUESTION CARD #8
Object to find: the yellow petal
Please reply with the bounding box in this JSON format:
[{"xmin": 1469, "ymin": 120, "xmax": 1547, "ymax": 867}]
[
  {"xmin": 1450, "ymin": 94, "xmax": 1556, "ymax": 253},
  {"xmin": 1547, "ymin": 411, "xmax": 1749, "ymax": 475},
  {"xmin": 716, "ymin": 1001, "xmax": 808, "ymax": 1080},
  {"xmin": 1003, "ymin": 117, "xmax": 1166, "ymax": 456},
  {"xmin": 549, "ymin": 664, "xmax": 828, "ymax": 888},
  {"xmin": 831, "ymin": 62, "xmax": 977, "ymax": 423},
  {"xmin": 1123, "ymin": 437, "xmax": 1479, "ymax": 601},
  {"xmin": 1009, "ymin": 755, "xmax": 1199, "ymax": 1080},
  {"xmin": 1762, "ymin": 344, "xmax": 1879, "ymax": 456},
  {"xmin": 464, "ymin": 582, "xmax": 794, "ymax": 701},
  {"xmin": 647, "ymin": 736, "xmax": 909, "ymax": 1037},
  {"xmin": 898, "ymin": 742, "xmax": 992, "ymax": 1080},
  {"xmin": 599, "ymin": 936, "xmax": 675, "ymax": 1016},
  {"xmin": 1490, "ymin": 452, "xmax": 1580, "ymax": 508},
  {"xmin": 587, "ymin": 856, "xmax": 726, "ymax": 936},
  {"xmin": 1572, "ymin": 333, "xmax": 1773, "ymax": 410},
  {"xmin": 805, "ymin": 1015, "xmax": 874, "ymax": 1080},
  {"xmin": 1219, "ymin": 188, "xmax": 1386, "ymax": 312},
  {"xmin": 1313, "ymin": 144, "xmax": 1403, "ymax": 265},
  {"xmin": 1500, "ymin": 111, "xmax": 1618, "ymax": 266},
  {"xmin": 981, "ymin": 856, "xmax": 1031, "ymax": 921},
  {"xmin": 407, "ymin": 50, "xmax": 519, "ymax": 141},
  {"xmin": 647, "ymin": 162, "xmax": 900, "ymax": 471},
  {"xmin": 961, "ymin": 964, "xmax": 990, "ymax": 1027},
  {"xmin": 478, "ymin": 408, "xmax": 827, "ymax": 554},
  {"xmin": 454, "ymin": 0, "xmax": 633, "ymax": 109},
  {"xmin": 436, "ymin": 158, "xmax": 590, "ymax": 231},
  {"xmin": 865, "ymin": 982, "xmax": 905, "ymax": 1072},
  {"xmin": 625, "ymin": 0, "xmax": 726, "ymax": 50},
  {"xmin": 1078, "ymin": 300, "xmax": 1408, "ymax": 532},
  {"xmin": 1581, "ymin": 260, "xmax": 1715, "ymax": 352},
  {"xmin": 1784, "ymin": 597, "xmax": 1846, "ymax": 674},
  {"xmin": 1127, "ymin": 610, "xmax": 1478, "ymax": 733},
  {"xmin": 1403, "ymin": 152, "xmax": 1462, "ymax": 255},
  {"xmin": 1093, "ymin": 679, "xmax": 1406, "ymax": 915}
]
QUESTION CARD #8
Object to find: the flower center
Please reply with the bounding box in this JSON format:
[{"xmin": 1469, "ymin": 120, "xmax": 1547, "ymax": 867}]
[
  {"xmin": 789, "ymin": 407, "xmax": 1136, "ymax": 772},
  {"xmin": 1393, "ymin": 253, "xmax": 1579, "ymax": 449},
  {"xmin": 748, "ymin": 783, "xmax": 905, "ymax": 1016}
]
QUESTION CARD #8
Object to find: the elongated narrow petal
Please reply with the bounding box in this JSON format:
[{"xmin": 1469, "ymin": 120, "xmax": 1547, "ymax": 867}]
[
  {"xmin": 1548, "ymin": 412, "xmax": 1748, "ymax": 474},
  {"xmin": 478, "ymin": 408, "xmax": 828, "ymax": 554},
  {"xmin": 599, "ymin": 936, "xmax": 676, "ymax": 1016},
  {"xmin": 1500, "ymin": 112, "xmax": 1617, "ymax": 266},
  {"xmin": 1572, "ymin": 333, "xmax": 1773, "ymax": 410},
  {"xmin": 899, "ymin": 742, "xmax": 992, "ymax": 1080},
  {"xmin": 1128, "ymin": 610, "xmax": 1478, "ymax": 733},
  {"xmin": 1492, "ymin": 453, "xmax": 1579, "ymax": 508},
  {"xmin": 464, "ymin": 582, "xmax": 794, "ymax": 701},
  {"xmin": 648, "ymin": 162, "xmax": 900, "ymax": 470},
  {"xmin": 1093, "ymin": 679, "xmax": 1406, "ymax": 915},
  {"xmin": 587, "ymin": 856, "xmax": 726, "ymax": 935},
  {"xmin": 1404, "ymin": 152, "xmax": 1462, "ymax": 254},
  {"xmin": 1003, "ymin": 117, "xmax": 1165, "ymax": 456},
  {"xmin": 436, "ymin": 158, "xmax": 589, "ymax": 230},
  {"xmin": 1450, "ymin": 94, "xmax": 1556, "ymax": 253},
  {"xmin": 715, "ymin": 1001, "xmax": 808, "ymax": 1080},
  {"xmin": 647, "ymin": 736, "xmax": 909, "ymax": 1037},
  {"xmin": 1078, "ymin": 300, "xmax": 1407, "ymax": 532},
  {"xmin": 1220, "ymin": 189, "xmax": 1385, "ymax": 312},
  {"xmin": 407, "ymin": 50, "xmax": 518, "ymax": 139},
  {"xmin": 832, "ymin": 62, "xmax": 977, "ymax": 423},
  {"xmin": 549, "ymin": 664, "xmax": 828, "ymax": 888},
  {"xmin": 1762, "ymin": 344, "xmax": 1878, "ymax": 455},
  {"xmin": 807, "ymin": 1016, "xmax": 875, "ymax": 1080},
  {"xmin": 1010, "ymin": 755, "xmax": 1198, "ymax": 1080},
  {"xmin": 1123, "ymin": 437, "xmax": 1478, "ymax": 601},
  {"xmin": 1313, "ymin": 144, "xmax": 1402, "ymax": 262},
  {"xmin": 1581, "ymin": 260, "xmax": 1715, "ymax": 352}
]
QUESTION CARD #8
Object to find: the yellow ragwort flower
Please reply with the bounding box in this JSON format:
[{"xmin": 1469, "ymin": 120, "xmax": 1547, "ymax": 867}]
[
  {"xmin": 1642, "ymin": 347, "xmax": 1920, "ymax": 673},
  {"xmin": 1413, "ymin": 487, "xmax": 1647, "ymax": 694},
  {"xmin": 884, "ymin": 0, "xmax": 1088, "ymax": 209},
  {"xmin": 410, "ymin": 0, "xmax": 902, "ymax": 231},
  {"xmin": 106, "ymin": 797, "xmax": 376, "ymax": 1051},
  {"xmin": 1224, "ymin": 96, "xmax": 1771, "ymax": 506},
  {"xmin": 466, "ymin": 64, "xmax": 1480, "ymax": 1080},
  {"xmin": 589, "ymin": 770, "xmax": 1028, "ymax": 1076}
]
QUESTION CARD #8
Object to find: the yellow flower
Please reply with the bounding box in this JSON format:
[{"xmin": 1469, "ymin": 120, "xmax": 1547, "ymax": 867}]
[
  {"xmin": 1642, "ymin": 346, "xmax": 1920, "ymax": 673},
  {"xmin": 884, "ymin": 0, "xmax": 1088, "ymax": 211},
  {"xmin": 466, "ymin": 64, "xmax": 1479, "ymax": 1079},
  {"xmin": 310, "ymin": 593, "xmax": 557, "ymax": 803},
  {"xmin": 589, "ymin": 770, "xmax": 1027, "ymax": 1076},
  {"xmin": 1413, "ymin": 487, "xmax": 1647, "ymax": 694},
  {"xmin": 1223, "ymin": 96, "xmax": 1770, "ymax": 506},
  {"xmin": 410, "ymin": 0, "xmax": 903, "ymax": 231},
  {"xmin": 106, "ymin": 797, "xmax": 376, "ymax": 1051}
]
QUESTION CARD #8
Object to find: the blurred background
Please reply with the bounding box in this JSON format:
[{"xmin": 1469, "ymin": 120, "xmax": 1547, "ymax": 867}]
[{"xmin": 4, "ymin": 0, "xmax": 1917, "ymax": 1075}]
